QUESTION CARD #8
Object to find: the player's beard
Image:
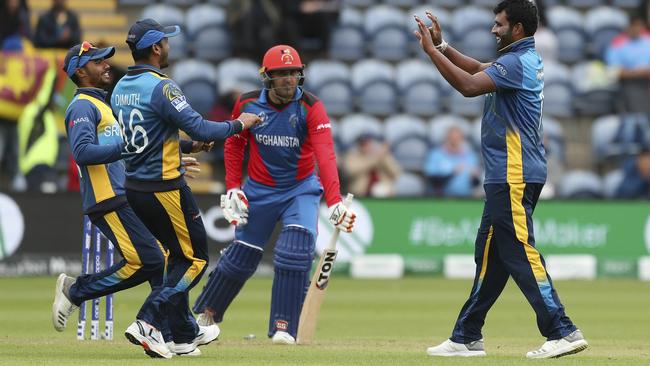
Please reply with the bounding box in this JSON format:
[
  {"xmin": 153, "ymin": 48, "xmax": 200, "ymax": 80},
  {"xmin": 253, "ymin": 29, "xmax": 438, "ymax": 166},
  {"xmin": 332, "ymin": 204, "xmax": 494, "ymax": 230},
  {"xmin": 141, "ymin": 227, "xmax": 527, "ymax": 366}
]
[
  {"xmin": 160, "ymin": 49, "xmax": 169, "ymax": 69},
  {"xmin": 496, "ymin": 27, "xmax": 514, "ymax": 51}
]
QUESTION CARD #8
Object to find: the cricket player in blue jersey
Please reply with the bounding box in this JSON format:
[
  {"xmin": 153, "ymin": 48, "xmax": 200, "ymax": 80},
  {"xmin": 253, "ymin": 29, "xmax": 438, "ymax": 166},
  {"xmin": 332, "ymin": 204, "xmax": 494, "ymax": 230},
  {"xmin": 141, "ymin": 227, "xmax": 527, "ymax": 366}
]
[
  {"xmin": 52, "ymin": 41, "xmax": 205, "ymax": 359},
  {"xmin": 111, "ymin": 19, "xmax": 260, "ymax": 356},
  {"xmin": 191, "ymin": 45, "xmax": 356, "ymax": 345},
  {"xmin": 414, "ymin": 0, "xmax": 588, "ymax": 358}
]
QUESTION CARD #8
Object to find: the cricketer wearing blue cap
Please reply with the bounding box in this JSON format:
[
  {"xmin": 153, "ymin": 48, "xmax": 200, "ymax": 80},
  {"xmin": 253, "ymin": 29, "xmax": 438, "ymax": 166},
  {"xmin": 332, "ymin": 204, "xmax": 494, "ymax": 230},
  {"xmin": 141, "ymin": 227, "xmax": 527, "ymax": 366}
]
[
  {"xmin": 111, "ymin": 18, "xmax": 260, "ymax": 356},
  {"xmin": 53, "ymin": 41, "xmax": 177, "ymax": 359},
  {"xmin": 414, "ymin": 0, "xmax": 587, "ymax": 359}
]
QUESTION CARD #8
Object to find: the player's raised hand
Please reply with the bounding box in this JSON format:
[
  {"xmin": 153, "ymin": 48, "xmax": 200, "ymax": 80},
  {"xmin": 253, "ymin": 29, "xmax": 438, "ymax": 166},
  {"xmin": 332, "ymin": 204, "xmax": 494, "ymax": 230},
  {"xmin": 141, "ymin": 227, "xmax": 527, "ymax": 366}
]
[
  {"xmin": 413, "ymin": 15, "xmax": 436, "ymax": 54},
  {"xmin": 425, "ymin": 11, "xmax": 444, "ymax": 46},
  {"xmin": 237, "ymin": 112, "xmax": 262, "ymax": 130}
]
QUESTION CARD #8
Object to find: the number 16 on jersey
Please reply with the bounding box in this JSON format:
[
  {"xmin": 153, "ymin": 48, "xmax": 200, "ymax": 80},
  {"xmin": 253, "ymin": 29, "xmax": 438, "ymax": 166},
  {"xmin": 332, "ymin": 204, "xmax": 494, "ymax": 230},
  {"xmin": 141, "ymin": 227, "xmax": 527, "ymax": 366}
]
[{"xmin": 297, "ymin": 193, "xmax": 354, "ymax": 345}]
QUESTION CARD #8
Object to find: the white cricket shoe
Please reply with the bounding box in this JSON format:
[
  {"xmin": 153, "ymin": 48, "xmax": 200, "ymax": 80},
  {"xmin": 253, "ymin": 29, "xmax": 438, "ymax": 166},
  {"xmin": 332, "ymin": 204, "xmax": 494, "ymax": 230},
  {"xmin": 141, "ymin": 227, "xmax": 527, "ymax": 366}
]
[
  {"xmin": 526, "ymin": 329, "xmax": 588, "ymax": 359},
  {"xmin": 426, "ymin": 339, "xmax": 487, "ymax": 357},
  {"xmin": 272, "ymin": 331, "xmax": 296, "ymax": 345},
  {"xmin": 125, "ymin": 320, "xmax": 172, "ymax": 359},
  {"xmin": 167, "ymin": 342, "xmax": 202, "ymax": 356},
  {"xmin": 52, "ymin": 273, "xmax": 78, "ymax": 331}
]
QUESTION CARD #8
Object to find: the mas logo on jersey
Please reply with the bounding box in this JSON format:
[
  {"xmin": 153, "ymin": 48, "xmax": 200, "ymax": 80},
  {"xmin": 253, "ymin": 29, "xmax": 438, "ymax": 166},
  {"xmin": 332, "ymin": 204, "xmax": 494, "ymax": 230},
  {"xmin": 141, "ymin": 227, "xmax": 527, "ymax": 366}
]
[
  {"xmin": 493, "ymin": 62, "xmax": 507, "ymax": 76},
  {"xmin": 163, "ymin": 83, "xmax": 188, "ymax": 112},
  {"xmin": 68, "ymin": 116, "xmax": 90, "ymax": 128}
]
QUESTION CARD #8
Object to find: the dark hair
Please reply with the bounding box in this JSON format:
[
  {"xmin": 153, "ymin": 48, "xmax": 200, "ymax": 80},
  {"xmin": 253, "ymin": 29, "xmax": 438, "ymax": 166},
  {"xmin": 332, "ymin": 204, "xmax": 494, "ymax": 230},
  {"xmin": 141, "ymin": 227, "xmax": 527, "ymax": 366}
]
[
  {"xmin": 127, "ymin": 41, "xmax": 160, "ymax": 63},
  {"xmin": 494, "ymin": 0, "xmax": 539, "ymax": 37},
  {"xmin": 70, "ymin": 73, "xmax": 80, "ymax": 86}
]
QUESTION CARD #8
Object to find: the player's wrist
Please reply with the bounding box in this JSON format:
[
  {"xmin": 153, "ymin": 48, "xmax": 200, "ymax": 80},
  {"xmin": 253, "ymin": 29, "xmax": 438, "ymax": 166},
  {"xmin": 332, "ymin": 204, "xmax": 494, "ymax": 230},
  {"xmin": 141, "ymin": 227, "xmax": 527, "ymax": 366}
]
[
  {"xmin": 435, "ymin": 39, "xmax": 448, "ymax": 54},
  {"xmin": 233, "ymin": 119, "xmax": 244, "ymax": 133}
]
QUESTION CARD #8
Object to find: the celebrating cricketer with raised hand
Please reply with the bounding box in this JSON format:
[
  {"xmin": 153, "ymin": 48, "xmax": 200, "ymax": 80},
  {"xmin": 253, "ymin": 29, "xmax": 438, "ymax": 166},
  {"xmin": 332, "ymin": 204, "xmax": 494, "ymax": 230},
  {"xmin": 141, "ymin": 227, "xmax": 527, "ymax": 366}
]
[
  {"xmin": 414, "ymin": 0, "xmax": 588, "ymax": 359},
  {"xmin": 193, "ymin": 45, "xmax": 356, "ymax": 345},
  {"xmin": 110, "ymin": 18, "xmax": 260, "ymax": 358}
]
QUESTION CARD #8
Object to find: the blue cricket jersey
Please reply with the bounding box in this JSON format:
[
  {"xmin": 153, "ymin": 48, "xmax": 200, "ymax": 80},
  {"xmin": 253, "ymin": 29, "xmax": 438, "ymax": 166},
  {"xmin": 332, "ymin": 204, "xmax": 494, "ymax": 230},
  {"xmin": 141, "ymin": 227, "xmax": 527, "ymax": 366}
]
[
  {"xmin": 111, "ymin": 64, "xmax": 242, "ymax": 191},
  {"xmin": 482, "ymin": 37, "xmax": 547, "ymax": 184},
  {"xmin": 64, "ymin": 88, "xmax": 126, "ymax": 214}
]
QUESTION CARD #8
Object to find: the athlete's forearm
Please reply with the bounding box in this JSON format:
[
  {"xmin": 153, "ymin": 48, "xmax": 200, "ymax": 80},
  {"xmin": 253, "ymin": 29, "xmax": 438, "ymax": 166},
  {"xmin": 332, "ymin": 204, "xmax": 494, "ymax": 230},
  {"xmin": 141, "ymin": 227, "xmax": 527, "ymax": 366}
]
[{"xmin": 442, "ymin": 46, "xmax": 492, "ymax": 74}]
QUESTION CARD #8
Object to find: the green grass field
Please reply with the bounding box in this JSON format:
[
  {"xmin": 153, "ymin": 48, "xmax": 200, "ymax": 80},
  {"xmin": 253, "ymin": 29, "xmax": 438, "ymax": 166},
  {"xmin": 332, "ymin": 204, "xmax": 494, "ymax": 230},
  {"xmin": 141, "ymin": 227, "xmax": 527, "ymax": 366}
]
[{"xmin": 0, "ymin": 277, "xmax": 648, "ymax": 365}]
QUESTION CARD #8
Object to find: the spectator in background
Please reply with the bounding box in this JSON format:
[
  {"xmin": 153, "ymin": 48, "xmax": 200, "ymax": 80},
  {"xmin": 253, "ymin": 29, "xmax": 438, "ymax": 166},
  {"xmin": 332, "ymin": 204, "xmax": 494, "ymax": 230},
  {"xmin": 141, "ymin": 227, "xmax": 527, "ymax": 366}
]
[
  {"xmin": 605, "ymin": 15, "xmax": 650, "ymax": 116},
  {"xmin": 640, "ymin": 0, "xmax": 649, "ymax": 26},
  {"xmin": 533, "ymin": 0, "xmax": 558, "ymax": 62},
  {"xmin": 615, "ymin": 147, "xmax": 650, "ymax": 199},
  {"xmin": 34, "ymin": 0, "xmax": 81, "ymax": 49},
  {"xmin": 286, "ymin": 0, "xmax": 340, "ymax": 60},
  {"xmin": 227, "ymin": 0, "xmax": 285, "ymax": 61},
  {"xmin": 424, "ymin": 126, "xmax": 480, "ymax": 197},
  {"xmin": 343, "ymin": 134, "xmax": 401, "ymax": 197},
  {"xmin": 0, "ymin": 0, "xmax": 31, "ymax": 50}
]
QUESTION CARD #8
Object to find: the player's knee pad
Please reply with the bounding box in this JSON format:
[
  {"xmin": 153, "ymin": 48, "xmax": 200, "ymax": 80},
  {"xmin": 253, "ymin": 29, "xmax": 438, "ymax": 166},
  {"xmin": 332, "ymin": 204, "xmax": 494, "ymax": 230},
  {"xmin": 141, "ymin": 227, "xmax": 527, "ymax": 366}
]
[
  {"xmin": 192, "ymin": 241, "xmax": 263, "ymax": 322},
  {"xmin": 269, "ymin": 226, "xmax": 315, "ymax": 338}
]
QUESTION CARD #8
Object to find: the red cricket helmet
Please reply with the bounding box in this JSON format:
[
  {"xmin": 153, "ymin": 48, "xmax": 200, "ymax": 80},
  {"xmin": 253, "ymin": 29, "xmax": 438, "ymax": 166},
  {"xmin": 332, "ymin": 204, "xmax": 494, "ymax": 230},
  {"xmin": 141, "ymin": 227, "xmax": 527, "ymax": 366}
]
[{"xmin": 259, "ymin": 45, "xmax": 305, "ymax": 89}]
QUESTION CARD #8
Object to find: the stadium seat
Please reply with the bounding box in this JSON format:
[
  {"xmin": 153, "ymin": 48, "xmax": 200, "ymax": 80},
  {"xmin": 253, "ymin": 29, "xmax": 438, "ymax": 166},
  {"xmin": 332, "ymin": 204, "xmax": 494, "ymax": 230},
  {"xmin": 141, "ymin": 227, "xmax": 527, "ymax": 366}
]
[
  {"xmin": 343, "ymin": 0, "xmax": 378, "ymax": 7},
  {"xmin": 364, "ymin": 5, "xmax": 409, "ymax": 61},
  {"xmin": 365, "ymin": 5, "xmax": 405, "ymax": 35},
  {"xmin": 393, "ymin": 173, "xmax": 428, "ymax": 197},
  {"xmin": 392, "ymin": 136, "xmax": 430, "ymax": 172},
  {"xmin": 329, "ymin": 25, "xmax": 366, "ymax": 61},
  {"xmin": 584, "ymin": 7, "xmax": 628, "ymax": 58},
  {"xmin": 384, "ymin": 0, "xmax": 420, "ymax": 7},
  {"xmin": 428, "ymin": 114, "xmax": 472, "ymax": 147},
  {"xmin": 457, "ymin": 28, "xmax": 497, "ymax": 62},
  {"xmin": 547, "ymin": 6, "xmax": 586, "ymax": 63},
  {"xmin": 571, "ymin": 61, "xmax": 618, "ymax": 116},
  {"xmin": 170, "ymin": 59, "xmax": 218, "ymax": 116},
  {"xmin": 591, "ymin": 114, "xmax": 621, "ymax": 162},
  {"xmin": 338, "ymin": 114, "xmax": 383, "ymax": 150},
  {"xmin": 447, "ymin": 89, "xmax": 484, "ymax": 118},
  {"xmin": 306, "ymin": 60, "xmax": 351, "ymax": 89},
  {"xmin": 217, "ymin": 58, "xmax": 261, "ymax": 93},
  {"xmin": 351, "ymin": 60, "xmax": 398, "ymax": 117},
  {"xmin": 602, "ymin": 169, "xmax": 624, "ymax": 198},
  {"xmin": 558, "ymin": 170, "xmax": 604, "ymax": 199},
  {"xmin": 565, "ymin": 0, "xmax": 604, "ymax": 9},
  {"xmin": 339, "ymin": 7, "xmax": 364, "ymax": 28},
  {"xmin": 163, "ymin": 0, "xmax": 200, "ymax": 6},
  {"xmin": 451, "ymin": 6, "xmax": 494, "ymax": 36},
  {"xmin": 305, "ymin": 60, "xmax": 353, "ymax": 116},
  {"xmin": 395, "ymin": 59, "xmax": 442, "ymax": 116},
  {"xmin": 543, "ymin": 62, "xmax": 574, "ymax": 118},
  {"xmin": 384, "ymin": 114, "xmax": 428, "ymax": 145},
  {"xmin": 611, "ymin": 0, "xmax": 642, "ymax": 9},
  {"xmin": 543, "ymin": 116, "xmax": 566, "ymax": 163},
  {"xmin": 185, "ymin": 5, "xmax": 230, "ymax": 61},
  {"xmin": 141, "ymin": 4, "xmax": 187, "ymax": 61}
]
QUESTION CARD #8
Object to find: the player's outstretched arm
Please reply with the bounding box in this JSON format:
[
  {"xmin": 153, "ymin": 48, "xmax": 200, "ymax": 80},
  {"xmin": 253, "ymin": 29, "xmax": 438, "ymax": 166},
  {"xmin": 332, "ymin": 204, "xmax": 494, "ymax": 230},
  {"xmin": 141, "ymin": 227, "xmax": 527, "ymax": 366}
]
[
  {"xmin": 419, "ymin": 11, "xmax": 492, "ymax": 74},
  {"xmin": 414, "ymin": 15, "xmax": 496, "ymax": 97}
]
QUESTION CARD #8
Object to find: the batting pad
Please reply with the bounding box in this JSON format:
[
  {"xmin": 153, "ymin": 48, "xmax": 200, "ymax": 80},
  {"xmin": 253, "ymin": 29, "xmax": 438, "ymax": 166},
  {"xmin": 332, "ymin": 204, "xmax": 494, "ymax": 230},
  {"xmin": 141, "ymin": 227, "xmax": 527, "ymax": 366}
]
[
  {"xmin": 192, "ymin": 242, "xmax": 263, "ymax": 322},
  {"xmin": 269, "ymin": 226, "xmax": 315, "ymax": 338}
]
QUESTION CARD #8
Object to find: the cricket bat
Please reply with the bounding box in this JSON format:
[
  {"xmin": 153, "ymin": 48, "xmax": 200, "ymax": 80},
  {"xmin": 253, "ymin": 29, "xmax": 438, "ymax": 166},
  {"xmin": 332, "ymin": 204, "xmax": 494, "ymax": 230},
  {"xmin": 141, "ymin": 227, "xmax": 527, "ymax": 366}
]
[{"xmin": 297, "ymin": 193, "xmax": 354, "ymax": 345}]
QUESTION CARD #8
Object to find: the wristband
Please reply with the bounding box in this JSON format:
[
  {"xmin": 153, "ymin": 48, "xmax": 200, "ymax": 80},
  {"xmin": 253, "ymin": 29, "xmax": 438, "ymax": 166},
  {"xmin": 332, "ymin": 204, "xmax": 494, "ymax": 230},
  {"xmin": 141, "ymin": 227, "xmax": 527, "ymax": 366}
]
[
  {"xmin": 435, "ymin": 39, "xmax": 448, "ymax": 54},
  {"xmin": 235, "ymin": 119, "xmax": 244, "ymax": 132}
]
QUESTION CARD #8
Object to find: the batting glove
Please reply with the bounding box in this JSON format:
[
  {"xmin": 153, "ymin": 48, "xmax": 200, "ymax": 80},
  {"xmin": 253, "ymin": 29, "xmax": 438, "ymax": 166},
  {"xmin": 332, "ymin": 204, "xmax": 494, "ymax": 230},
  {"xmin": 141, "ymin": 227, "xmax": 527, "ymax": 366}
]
[
  {"xmin": 328, "ymin": 201, "xmax": 356, "ymax": 233},
  {"xmin": 220, "ymin": 188, "xmax": 249, "ymax": 226}
]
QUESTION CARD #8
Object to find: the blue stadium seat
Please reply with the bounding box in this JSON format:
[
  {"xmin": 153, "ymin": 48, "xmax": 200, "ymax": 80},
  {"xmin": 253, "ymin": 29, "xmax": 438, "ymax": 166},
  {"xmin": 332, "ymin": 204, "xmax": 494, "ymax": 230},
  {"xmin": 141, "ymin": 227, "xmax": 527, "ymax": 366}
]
[
  {"xmin": 364, "ymin": 5, "xmax": 405, "ymax": 34},
  {"xmin": 185, "ymin": 5, "xmax": 230, "ymax": 61},
  {"xmin": 393, "ymin": 173, "xmax": 428, "ymax": 197},
  {"xmin": 428, "ymin": 114, "xmax": 472, "ymax": 146},
  {"xmin": 217, "ymin": 58, "xmax": 260, "ymax": 93},
  {"xmin": 171, "ymin": 59, "xmax": 218, "ymax": 116},
  {"xmin": 591, "ymin": 114, "xmax": 621, "ymax": 162},
  {"xmin": 339, "ymin": 7, "xmax": 364, "ymax": 28},
  {"xmin": 565, "ymin": 0, "xmax": 604, "ymax": 9},
  {"xmin": 571, "ymin": 61, "xmax": 617, "ymax": 116},
  {"xmin": 543, "ymin": 116, "xmax": 566, "ymax": 163},
  {"xmin": 558, "ymin": 170, "xmax": 604, "ymax": 199},
  {"xmin": 384, "ymin": 114, "xmax": 428, "ymax": 145},
  {"xmin": 392, "ymin": 136, "xmax": 430, "ymax": 172},
  {"xmin": 352, "ymin": 60, "xmax": 398, "ymax": 116},
  {"xmin": 543, "ymin": 62, "xmax": 574, "ymax": 118},
  {"xmin": 457, "ymin": 28, "xmax": 497, "ymax": 62},
  {"xmin": 141, "ymin": 4, "xmax": 187, "ymax": 60},
  {"xmin": 547, "ymin": 6, "xmax": 586, "ymax": 63},
  {"xmin": 384, "ymin": 0, "xmax": 420, "ymax": 7},
  {"xmin": 602, "ymin": 169, "xmax": 624, "ymax": 198},
  {"xmin": 584, "ymin": 7, "xmax": 628, "ymax": 58},
  {"xmin": 396, "ymin": 59, "xmax": 442, "ymax": 116},
  {"xmin": 451, "ymin": 6, "xmax": 494, "ymax": 36},
  {"xmin": 163, "ymin": 0, "xmax": 200, "ymax": 6},
  {"xmin": 329, "ymin": 25, "xmax": 366, "ymax": 61},
  {"xmin": 338, "ymin": 114, "xmax": 383, "ymax": 150},
  {"xmin": 343, "ymin": 0, "xmax": 378, "ymax": 7},
  {"xmin": 306, "ymin": 60, "xmax": 353, "ymax": 117},
  {"xmin": 447, "ymin": 89, "xmax": 484, "ymax": 118},
  {"xmin": 611, "ymin": 0, "xmax": 642, "ymax": 9},
  {"xmin": 364, "ymin": 5, "xmax": 409, "ymax": 61}
]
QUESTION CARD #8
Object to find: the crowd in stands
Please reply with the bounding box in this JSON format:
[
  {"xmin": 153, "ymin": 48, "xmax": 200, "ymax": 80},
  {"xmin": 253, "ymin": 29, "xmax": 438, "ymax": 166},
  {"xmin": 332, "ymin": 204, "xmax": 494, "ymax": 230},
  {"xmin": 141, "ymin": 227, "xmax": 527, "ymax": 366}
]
[{"xmin": 1, "ymin": 0, "xmax": 649, "ymax": 200}]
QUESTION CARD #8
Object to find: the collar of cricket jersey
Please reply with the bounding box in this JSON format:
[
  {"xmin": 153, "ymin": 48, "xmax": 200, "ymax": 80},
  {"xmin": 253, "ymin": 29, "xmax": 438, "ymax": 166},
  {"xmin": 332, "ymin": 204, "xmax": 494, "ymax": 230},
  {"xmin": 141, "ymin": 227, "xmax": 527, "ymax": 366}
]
[
  {"xmin": 126, "ymin": 64, "xmax": 168, "ymax": 77},
  {"xmin": 259, "ymin": 86, "xmax": 303, "ymax": 105},
  {"xmin": 76, "ymin": 87, "xmax": 108, "ymax": 101},
  {"xmin": 498, "ymin": 36, "xmax": 535, "ymax": 54}
]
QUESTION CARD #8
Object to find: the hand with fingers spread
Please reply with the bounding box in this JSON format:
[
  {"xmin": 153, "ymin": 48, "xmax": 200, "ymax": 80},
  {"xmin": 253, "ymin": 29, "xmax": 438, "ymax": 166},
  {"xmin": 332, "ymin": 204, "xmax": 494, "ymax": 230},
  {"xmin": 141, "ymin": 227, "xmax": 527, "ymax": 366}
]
[
  {"xmin": 425, "ymin": 11, "xmax": 445, "ymax": 47},
  {"xmin": 181, "ymin": 156, "xmax": 201, "ymax": 179},
  {"xmin": 414, "ymin": 14, "xmax": 436, "ymax": 54},
  {"xmin": 414, "ymin": 12, "xmax": 448, "ymax": 54}
]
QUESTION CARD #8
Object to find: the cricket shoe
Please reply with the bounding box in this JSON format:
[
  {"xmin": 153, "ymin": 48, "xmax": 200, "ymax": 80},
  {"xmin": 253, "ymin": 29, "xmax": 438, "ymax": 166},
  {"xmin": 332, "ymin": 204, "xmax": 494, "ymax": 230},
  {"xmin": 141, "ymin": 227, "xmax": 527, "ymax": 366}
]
[
  {"xmin": 125, "ymin": 320, "xmax": 172, "ymax": 359},
  {"xmin": 166, "ymin": 342, "xmax": 202, "ymax": 357},
  {"xmin": 272, "ymin": 331, "xmax": 296, "ymax": 345},
  {"xmin": 526, "ymin": 329, "xmax": 588, "ymax": 359},
  {"xmin": 52, "ymin": 273, "xmax": 78, "ymax": 331},
  {"xmin": 171, "ymin": 324, "xmax": 220, "ymax": 356},
  {"xmin": 426, "ymin": 339, "xmax": 486, "ymax": 357}
]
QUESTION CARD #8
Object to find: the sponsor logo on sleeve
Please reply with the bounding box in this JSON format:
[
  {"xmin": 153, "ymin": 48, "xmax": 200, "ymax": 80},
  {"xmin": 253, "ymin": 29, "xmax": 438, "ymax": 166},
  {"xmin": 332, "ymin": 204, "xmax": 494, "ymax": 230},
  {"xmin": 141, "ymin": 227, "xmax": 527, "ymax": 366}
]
[
  {"xmin": 493, "ymin": 62, "xmax": 507, "ymax": 76},
  {"xmin": 68, "ymin": 116, "xmax": 90, "ymax": 128},
  {"xmin": 163, "ymin": 83, "xmax": 188, "ymax": 112}
]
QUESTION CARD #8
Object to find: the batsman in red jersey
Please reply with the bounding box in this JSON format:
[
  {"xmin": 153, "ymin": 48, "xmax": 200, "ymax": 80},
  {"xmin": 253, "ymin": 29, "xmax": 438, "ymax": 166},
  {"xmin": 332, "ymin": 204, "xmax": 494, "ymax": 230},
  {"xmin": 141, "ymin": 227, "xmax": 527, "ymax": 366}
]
[{"xmin": 193, "ymin": 45, "xmax": 356, "ymax": 344}]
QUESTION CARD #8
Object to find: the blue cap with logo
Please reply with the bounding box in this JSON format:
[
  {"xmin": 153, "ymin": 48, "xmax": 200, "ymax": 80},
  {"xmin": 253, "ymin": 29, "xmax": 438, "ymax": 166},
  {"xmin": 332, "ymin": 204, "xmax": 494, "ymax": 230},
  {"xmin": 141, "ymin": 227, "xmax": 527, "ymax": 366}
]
[
  {"xmin": 126, "ymin": 18, "xmax": 180, "ymax": 50},
  {"xmin": 63, "ymin": 41, "xmax": 115, "ymax": 77}
]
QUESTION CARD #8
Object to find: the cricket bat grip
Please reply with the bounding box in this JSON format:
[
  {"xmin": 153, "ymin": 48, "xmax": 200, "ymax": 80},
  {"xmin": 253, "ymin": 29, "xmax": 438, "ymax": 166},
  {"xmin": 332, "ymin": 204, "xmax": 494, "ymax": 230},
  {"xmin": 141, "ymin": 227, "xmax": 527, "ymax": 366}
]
[{"xmin": 326, "ymin": 193, "xmax": 354, "ymax": 250}]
